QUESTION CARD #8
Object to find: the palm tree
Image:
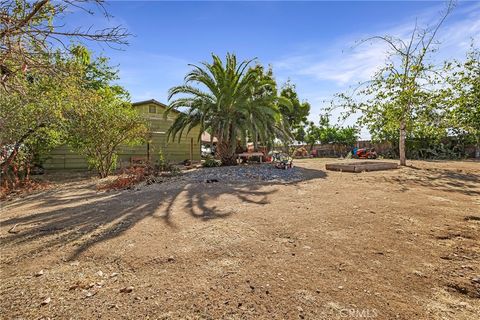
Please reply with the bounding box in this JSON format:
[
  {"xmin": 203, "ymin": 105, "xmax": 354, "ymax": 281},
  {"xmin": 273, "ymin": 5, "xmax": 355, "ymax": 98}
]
[{"xmin": 166, "ymin": 53, "xmax": 290, "ymax": 165}]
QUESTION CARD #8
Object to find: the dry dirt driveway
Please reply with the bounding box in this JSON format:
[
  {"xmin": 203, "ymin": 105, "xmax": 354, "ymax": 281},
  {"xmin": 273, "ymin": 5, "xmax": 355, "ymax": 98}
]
[{"xmin": 0, "ymin": 159, "xmax": 479, "ymax": 319}]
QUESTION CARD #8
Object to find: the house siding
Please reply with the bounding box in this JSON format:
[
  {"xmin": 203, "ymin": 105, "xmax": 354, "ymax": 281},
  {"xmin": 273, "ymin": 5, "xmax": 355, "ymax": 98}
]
[{"xmin": 43, "ymin": 101, "xmax": 201, "ymax": 170}]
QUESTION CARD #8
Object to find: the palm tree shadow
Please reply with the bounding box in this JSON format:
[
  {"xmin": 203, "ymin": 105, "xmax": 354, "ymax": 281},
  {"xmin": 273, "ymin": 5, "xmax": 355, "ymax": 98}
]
[
  {"xmin": 183, "ymin": 182, "xmax": 274, "ymax": 220},
  {"xmin": 0, "ymin": 166, "xmax": 327, "ymax": 262}
]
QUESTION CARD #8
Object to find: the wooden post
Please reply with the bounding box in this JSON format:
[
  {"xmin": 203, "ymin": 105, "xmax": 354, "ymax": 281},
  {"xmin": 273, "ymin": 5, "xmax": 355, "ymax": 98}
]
[
  {"xmin": 190, "ymin": 138, "xmax": 193, "ymax": 161},
  {"xmin": 147, "ymin": 142, "xmax": 150, "ymax": 162},
  {"xmin": 399, "ymin": 120, "xmax": 406, "ymax": 166}
]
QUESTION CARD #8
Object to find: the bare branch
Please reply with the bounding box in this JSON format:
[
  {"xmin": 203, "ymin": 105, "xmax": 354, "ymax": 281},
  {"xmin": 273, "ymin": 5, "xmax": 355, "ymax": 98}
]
[{"xmin": 0, "ymin": 0, "xmax": 131, "ymax": 89}]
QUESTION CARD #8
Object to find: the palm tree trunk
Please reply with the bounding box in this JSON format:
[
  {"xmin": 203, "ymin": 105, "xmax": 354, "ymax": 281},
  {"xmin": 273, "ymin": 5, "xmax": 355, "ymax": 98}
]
[{"xmin": 217, "ymin": 139, "xmax": 237, "ymax": 166}]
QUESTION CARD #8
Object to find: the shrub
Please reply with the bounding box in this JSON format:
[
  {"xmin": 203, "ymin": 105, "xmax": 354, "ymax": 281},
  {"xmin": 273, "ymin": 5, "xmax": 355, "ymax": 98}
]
[
  {"xmin": 155, "ymin": 149, "xmax": 180, "ymax": 174},
  {"xmin": 202, "ymin": 155, "xmax": 221, "ymax": 167},
  {"xmin": 98, "ymin": 161, "xmax": 180, "ymax": 191}
]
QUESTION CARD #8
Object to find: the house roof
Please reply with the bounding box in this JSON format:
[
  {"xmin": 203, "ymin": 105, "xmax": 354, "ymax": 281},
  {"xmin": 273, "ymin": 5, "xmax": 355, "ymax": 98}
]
[
  {"xmin": 132, "ymin": 99, "xmax": 181, "ymax": 114},
  {"xmin": 132, "ymin": 99, "xmax": 167, "ymax": 108}
]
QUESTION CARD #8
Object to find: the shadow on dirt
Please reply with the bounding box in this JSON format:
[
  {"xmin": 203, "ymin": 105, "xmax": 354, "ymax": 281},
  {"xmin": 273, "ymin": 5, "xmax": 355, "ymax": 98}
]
[
  {"xmin": 390, "ymin": 166, "xmax": 480, "ymax": 196},
  {"xmin": 0, "ymin": 166, "xmax": 326, "ymax": 262}
]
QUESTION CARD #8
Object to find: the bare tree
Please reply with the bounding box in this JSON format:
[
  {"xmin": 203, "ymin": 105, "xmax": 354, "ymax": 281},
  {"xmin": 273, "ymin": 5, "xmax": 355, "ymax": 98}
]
[
  {"xmin": 367, "ymin": 1, "xmax": 454, "ymax": 166},
  {"xmin": 0, "ymin": 0, "xmax": 130, "ymax": 91},
  {"xmin": 335, "ymin": 1, "xmax": 455, "ymax": 166}
]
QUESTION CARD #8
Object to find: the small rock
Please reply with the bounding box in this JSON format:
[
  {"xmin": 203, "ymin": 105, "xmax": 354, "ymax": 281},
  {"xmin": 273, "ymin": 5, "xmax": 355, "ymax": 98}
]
[
  {"xmin": 110, "ymin": 272, "xmax": 119, "ymax": 278},
  {"xmin": 96, "ymin": 271, "xmax": 104, "ymax": 277},
  {"xmin": 69, "ymin": 283, "xmax": 79, "ymax": 291},
  {"xmin": 297, "ymin": 306, "xmax": 304, "ymax": 312},
  {"xmin": 338, "ymin": 286, "xmax": 344, "ymax": 290},
  {"xmin": 34, "ymin": 270, "xmax": 44, "ymax": 277},
  {"xmin": 40, "ymin": 297, "xmax": 51, "ymax": 306},
  {"xmin": 167, "ymin": 256, "xmax": 175, "ymax": 262},
  {"xmin": 120, "ymin": 286, "xmax": 134, "ymax": 293},
  {"xmin": 472, "ymin": 277, "xmax": 480, "ymax": 284},
  {"xmin": 413, "ymin": 270, "xmax": 426, "ymax": 277},
  {"xmin": 70, "ymin": 261, "xmax": 80, "ymax": 266}
]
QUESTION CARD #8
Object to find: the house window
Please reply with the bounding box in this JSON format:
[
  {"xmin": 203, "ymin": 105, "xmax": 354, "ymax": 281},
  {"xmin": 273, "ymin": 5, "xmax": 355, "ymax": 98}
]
[{"xmin": 149, "ymin": 105, "xmax": 157, "ymax": 113}]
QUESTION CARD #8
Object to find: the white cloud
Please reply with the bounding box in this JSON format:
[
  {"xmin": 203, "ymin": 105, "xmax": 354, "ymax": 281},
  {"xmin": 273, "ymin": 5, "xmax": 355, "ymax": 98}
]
[
  {"xmin": 273, "ymin": 2, "xmax": 480, "ymax": 87},
  {"xmin": 270, "ymin": 1, "xmax": 480, "ymax": 133}
]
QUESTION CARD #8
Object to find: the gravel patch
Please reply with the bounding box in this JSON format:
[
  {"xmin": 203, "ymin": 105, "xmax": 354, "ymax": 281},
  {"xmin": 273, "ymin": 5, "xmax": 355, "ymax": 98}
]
[{"xmin": 182, "ymin": 164, "xmax": 304, "ymax": 183}]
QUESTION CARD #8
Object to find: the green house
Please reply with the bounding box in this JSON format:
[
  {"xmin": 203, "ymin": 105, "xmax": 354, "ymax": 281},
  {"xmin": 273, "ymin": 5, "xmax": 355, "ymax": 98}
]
[{"xmin": 44, "ymin": 99, "xmax": 201, "ymax": 170}]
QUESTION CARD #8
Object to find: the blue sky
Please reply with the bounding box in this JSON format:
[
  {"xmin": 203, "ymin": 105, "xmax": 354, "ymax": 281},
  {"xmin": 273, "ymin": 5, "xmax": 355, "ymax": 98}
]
[{"xmin": 72, "ymin": 1, "xmax": 479, "ymax": 138}]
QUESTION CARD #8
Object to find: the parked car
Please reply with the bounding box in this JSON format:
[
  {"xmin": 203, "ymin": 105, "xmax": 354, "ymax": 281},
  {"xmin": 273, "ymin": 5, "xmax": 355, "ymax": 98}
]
[{"xmin": 201, "ymin": 145, "xmax": 214, "ymax": 158}]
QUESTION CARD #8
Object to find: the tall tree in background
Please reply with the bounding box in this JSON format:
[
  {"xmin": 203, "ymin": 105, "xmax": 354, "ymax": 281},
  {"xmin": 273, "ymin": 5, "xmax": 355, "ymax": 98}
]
[
  {"xmin": 278, "ymin": 82, "xmax": 310, "ymax": 143},
  {"xmin": 305, "ymin": 114, "xmax": 358, "ymax": 151},
  {"xmin": 335, "ymin": 1, "xmax": 455, "ymax": 165},
  {"xmin": 444, "ymin": 45, "xmax": 480, "ymax": 158},
  {"xmin": 248, "ymin": 65, "xmax": 292, "ymax": 150}
]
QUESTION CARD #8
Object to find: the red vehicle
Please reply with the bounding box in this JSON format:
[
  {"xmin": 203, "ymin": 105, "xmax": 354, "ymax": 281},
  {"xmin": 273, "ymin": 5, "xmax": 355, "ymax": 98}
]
[{"xmin": 353, "ymin": 148, "xmax": 377, "ymax": 159}]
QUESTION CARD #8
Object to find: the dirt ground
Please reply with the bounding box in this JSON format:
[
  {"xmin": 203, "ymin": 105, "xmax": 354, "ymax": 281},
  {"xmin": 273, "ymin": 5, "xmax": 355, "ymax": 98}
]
[{"xmin": 0, "ymin": 158, "xmax": 479, "ymax": 319}]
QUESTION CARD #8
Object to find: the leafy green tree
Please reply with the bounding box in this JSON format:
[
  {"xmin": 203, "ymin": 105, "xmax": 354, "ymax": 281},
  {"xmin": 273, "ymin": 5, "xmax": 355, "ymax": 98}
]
[
  {"xmin": 305, "ymin": 122, "xmax": 320, "ymax": 151},
  {"xmin": 64, "ymin": 52, "xmax": 147, "ymax": 178},
  {"xmin": 66, "ymin": 87, "xmax": 147, "ymax": 178},
  {"xmin": 167, "ymin": 53, "xmax": 289, "ymax": 165},
  {"xmin": 1, "ymin": 46, "xmax": 146, "ymax": 181},
  {"xmin": 247, "ymin": 65, "xmax": 292, "ymax": 150},
  {"xmin": 0, "ymin": 56, "xmax": 87, "ymax": 186},
  {"xmin": 335, "ymin": 127, "xmax": 358, "ymax": 147},
  {"xmin": 278, "ymin": 82, "xmax": 311, "ymax": 143},
  {"xmin": 334, "ymin": 2, "xmax": 454, "ymax": 165},
  {"xmin": 304, "ymin": 115, "xmax": 358, "ymax": 151},
  {"xmin": 1, "ymin": 0, "xmax": 129, "ymax": 187},
  {"xmin": 317, "ymin": 115, "xmax": 338, "ymax": 145},
  {"xmin": 444, "ymin": 46, "xmax": 480, "ymax": 157}
]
